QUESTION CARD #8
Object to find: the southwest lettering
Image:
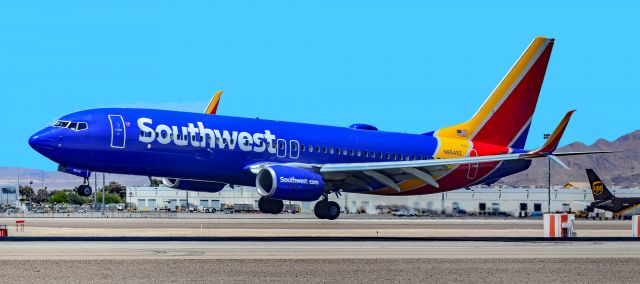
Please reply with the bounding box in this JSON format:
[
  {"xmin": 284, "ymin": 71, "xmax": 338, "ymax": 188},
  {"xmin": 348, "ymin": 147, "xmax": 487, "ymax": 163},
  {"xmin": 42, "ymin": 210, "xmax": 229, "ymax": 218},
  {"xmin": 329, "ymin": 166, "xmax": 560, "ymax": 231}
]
[{"xmin": 137, "ymin": 118, "xmax": 275, "ymax": 153}]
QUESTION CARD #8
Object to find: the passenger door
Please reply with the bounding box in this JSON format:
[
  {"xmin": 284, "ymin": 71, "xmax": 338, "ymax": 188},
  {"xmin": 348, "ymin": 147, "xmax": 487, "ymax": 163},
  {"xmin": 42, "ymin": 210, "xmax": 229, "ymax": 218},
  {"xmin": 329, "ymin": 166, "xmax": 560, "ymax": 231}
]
[
  {"xmin": 276, "ymin": 139, "xmax": 287, "ymax": 158},
  {"xmin": 289, "ymin": 140, "xmax": 300, "ymax": 159},
  {"xmin": 467, "ymin": 149, "xmax": 478, "ymax": 179},
  {"xmin": 108, "ymin": 115, "xmax": 126, "ymax": 149}
]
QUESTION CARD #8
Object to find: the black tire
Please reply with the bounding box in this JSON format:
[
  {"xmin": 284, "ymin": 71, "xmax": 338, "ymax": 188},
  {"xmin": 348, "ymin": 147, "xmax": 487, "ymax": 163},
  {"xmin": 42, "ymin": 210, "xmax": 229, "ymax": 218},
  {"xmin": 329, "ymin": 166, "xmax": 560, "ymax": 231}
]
[
  {"xmin": 270, "ymin": 199, "xmax": 284, "ymax": 214},
  {"xmin": 77, "ymin": 185, "xmax": 92, "ymax": 197},
  {"xmin": 326, "ymin": 201, "xmax": 341, "ymax": 220},
  {"xmin": 258, "ymin": 197, "xmax": 271, "ymax": 213},
  {"xmin": 258, "ymin": 197, "xmax": 283, "ymax": 214},
  {"xmin": 314, "ymin": 201, "xmax": 328, "ymax": 219}
]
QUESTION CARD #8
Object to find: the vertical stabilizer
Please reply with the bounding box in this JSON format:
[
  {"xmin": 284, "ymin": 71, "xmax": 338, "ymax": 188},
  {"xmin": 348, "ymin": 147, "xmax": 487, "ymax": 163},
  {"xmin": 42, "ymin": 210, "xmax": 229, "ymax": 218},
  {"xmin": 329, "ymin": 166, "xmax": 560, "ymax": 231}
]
[
  {"xmin": 436, "ymin": 37, "xmax": 554, "ymax": 149},
  {"xmin": 586, "ymin": 169, "xmax": 614, "ymax": 201}
]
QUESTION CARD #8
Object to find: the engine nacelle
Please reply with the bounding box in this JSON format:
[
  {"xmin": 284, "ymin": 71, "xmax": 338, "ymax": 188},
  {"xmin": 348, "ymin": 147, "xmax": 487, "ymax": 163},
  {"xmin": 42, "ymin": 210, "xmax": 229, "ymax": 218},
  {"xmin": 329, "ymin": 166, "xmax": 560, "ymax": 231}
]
[
  {"xmin": 162, "ymin": 178, "xmax": 226, "ymax": 193},
  {"xmin": 58, "ymin": 164, "xmax": 91, "ymax": 178},
  {"xmin": 256, "ymin": 165, "xmax": 325, "ymax": 201}
]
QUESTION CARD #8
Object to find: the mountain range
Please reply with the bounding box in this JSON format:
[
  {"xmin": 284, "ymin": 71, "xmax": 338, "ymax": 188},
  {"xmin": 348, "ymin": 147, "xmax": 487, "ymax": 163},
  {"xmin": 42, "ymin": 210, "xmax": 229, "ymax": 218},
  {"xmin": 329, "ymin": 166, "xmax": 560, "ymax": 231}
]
[{"xmin": 500, "ymin": 130, "xmax": 640, "ymax": 188}]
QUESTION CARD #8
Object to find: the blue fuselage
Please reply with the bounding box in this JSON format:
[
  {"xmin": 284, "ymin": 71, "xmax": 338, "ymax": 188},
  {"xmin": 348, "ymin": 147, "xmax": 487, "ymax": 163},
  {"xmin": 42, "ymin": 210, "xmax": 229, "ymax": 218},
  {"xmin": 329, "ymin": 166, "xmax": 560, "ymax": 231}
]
[{"xmin": 29, "ymin": 108, "xmax": 530, "ymax": 194}]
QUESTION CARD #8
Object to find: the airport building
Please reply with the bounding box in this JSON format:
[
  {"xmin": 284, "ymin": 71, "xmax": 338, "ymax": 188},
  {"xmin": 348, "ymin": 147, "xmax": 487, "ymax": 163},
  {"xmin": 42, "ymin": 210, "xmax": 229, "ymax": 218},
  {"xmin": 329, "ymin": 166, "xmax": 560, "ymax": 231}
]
[
  {"xmin": 126, "ymin": 186, "xmax": 640, "ymax": 215},
  {"xmin": 0, "ymin": 184, "xmax": 19, "ymax": 207}
]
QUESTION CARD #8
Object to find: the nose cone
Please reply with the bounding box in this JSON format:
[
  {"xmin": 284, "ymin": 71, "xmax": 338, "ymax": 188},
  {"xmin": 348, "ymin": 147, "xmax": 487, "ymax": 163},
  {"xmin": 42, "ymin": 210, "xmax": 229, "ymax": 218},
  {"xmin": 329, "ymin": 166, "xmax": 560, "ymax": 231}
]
[{"xmin": 29, "ymin": 128, "xmax": 57, "ymax": 151}]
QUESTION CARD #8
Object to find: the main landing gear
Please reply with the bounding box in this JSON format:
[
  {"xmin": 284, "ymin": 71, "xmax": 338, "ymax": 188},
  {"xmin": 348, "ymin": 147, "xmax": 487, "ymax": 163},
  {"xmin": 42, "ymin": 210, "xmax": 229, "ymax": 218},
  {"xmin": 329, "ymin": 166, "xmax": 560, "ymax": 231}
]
[
  {"xmin": 314, "ymin": 195, "xmax": 340, "ymax": 220},
  {"xmin": 76, "ymin": 178, "xmax": 93, "ymax": 197},
  {"xmin": 258, "ymin": 197, "xmax": 284, "ymax": 214}
]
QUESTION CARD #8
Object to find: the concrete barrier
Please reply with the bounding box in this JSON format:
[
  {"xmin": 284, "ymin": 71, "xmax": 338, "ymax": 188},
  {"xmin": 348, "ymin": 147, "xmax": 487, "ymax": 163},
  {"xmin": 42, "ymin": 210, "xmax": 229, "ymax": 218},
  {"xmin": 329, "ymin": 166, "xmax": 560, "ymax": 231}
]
[{"xmin": 544, "ymin": 213, "xmax": 575, "ymax": 237}]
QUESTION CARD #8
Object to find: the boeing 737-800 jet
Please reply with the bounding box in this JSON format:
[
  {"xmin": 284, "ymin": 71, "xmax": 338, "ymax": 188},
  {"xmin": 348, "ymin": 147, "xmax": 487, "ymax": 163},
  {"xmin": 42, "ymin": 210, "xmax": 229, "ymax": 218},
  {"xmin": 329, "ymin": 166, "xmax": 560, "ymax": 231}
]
[{"xmin": 29, "ymin": 37, "xmax": 607, "ymax": 219}]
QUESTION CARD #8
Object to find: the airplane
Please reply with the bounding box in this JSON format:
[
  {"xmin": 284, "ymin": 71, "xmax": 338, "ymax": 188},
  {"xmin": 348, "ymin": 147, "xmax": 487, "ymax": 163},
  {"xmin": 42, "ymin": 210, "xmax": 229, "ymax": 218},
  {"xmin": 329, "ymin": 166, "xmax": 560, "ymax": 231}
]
[
  {"xmin": 29, "ymin": 36, "xmax": 609, "ymax": 220},
  {"xmin": 580, "ymin": 169, "xmax": 640, "ymax": 217}
]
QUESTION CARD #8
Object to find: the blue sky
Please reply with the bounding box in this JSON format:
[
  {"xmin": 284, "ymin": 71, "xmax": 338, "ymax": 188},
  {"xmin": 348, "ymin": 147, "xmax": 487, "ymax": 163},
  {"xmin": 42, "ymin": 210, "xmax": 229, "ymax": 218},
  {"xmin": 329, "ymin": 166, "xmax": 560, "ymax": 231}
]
[{"xmin": 1, "ymin": 1, "xmax": 638, "ymax": 170}]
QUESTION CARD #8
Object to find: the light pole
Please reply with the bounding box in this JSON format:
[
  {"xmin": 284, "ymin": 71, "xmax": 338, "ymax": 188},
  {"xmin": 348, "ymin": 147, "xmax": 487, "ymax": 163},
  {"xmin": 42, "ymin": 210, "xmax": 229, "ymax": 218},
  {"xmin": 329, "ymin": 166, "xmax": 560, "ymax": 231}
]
[
  {"xmin": 102, "ymin": 173, "xmax": 106, "ymax": 216},
  {"xmin": 543, "ymin": 133, "xmax": 551, "ymax": 213}
]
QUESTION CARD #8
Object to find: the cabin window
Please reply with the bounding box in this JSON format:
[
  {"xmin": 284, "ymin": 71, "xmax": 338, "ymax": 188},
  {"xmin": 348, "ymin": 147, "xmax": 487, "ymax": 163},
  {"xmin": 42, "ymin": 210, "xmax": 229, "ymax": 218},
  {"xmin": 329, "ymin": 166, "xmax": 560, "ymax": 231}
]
[
  {"xmin": 386, "ymin": 153, "xmax": 390, "ymax": 159},
  {"xmin": 309, "ymin": 145, "xmax": 314, "ymax": 153},
  {"xmin": 230, "ymin": 139, "xmax": 234, "ymax": 144},
  {"xmin": 349, "ymin": 149, "xmax": 354, "ymax": 156},
  {"xmin": 243, "ymin": 139, "xmax": 250, "ymax": 146},
  {"xmin": 322, "ymin": 147, "xmax": 327, "ymax": 153},
  {"xmin": 222, "ymin": 138, "xmax": 227, "ymax": 144},
  {"xmin": 279, "ymin": 143, "xmax": 285, "ymax": 150},
  {"xmin": 343, "ymin": 149, "xmax": 348, "ymax": 155},
  {"xmin": 329, "ymin": 147, "xmax": 334, "ymax": 154},
  {"xmin": 392, "ymin": 154, "xmax": 397, "ymax": 160},
  {"xmin": 140, "ymin": 131, "xmax": 145, "ymax": 137},
  {"xmin": 363, "ymin": 150, "xmax": 368, "ymax": 157},
  {"xmin": 405, "ymin": 155, "xmax": 410, "ymax": 161},
  {"xmin": 292, "ymin": 143, "xmax": 297, "ymax": 151},
  {"xmin": 301, "ymin": 145, "xmax": 306, "ymax": 151},
  {"xmin": 356, "ymin": 150, "xmax": 361, "ymax": 157},
  {"xmin": 315, "ymin": 146, "xmax": 320, "ymax": 153}
]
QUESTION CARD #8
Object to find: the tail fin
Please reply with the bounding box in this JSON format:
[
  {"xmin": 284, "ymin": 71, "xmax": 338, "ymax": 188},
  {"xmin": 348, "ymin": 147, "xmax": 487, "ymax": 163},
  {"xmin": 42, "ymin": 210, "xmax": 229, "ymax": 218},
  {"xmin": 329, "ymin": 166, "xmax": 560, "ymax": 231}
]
[
  {"xmin": 586, "ymin": 169, "xmax": 614, "ymax": 201},
  {"xmin": 436, "ymin": 37, "xmax": 555, "ymax": 148}
]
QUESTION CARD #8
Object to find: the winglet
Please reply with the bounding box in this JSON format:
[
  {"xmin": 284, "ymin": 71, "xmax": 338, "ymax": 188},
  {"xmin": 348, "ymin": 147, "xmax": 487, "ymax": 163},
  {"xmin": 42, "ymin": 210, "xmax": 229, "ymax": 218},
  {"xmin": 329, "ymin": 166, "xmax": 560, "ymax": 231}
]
[
  {"xmin": 530, "ymin": 110, "xmax": 575, "ymax": 154},
  {"xmin": 205, "ymin": 90, "xmax": 224, "ymax": 115}
]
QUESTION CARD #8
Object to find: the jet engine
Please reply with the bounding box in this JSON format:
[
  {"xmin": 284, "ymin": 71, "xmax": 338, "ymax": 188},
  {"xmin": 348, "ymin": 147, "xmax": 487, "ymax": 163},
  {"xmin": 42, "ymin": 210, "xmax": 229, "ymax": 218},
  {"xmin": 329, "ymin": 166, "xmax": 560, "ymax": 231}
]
[
  {"xmin": 256, "ymin": 165, "xmax": 325, "ymax": 201},
  {"xmin": 161, "ymin": 178, "xmax": 226, "ymax": 193}
]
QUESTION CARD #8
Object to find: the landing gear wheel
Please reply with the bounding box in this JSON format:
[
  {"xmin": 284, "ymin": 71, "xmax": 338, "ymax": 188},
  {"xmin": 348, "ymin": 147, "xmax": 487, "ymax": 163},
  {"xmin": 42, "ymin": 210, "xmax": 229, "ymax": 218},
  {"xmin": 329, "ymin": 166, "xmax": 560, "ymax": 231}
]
[
  {"xmin": 77, "ymin": 185, "xmax": 93, "ymax": 197},
  {"xmin": 325, "ymin": 201, "xmax": 341, "ymax": 220},
  {"xmin": 314, "ymin": 201, "xmax": 329, "ymax": 219},
  {"xmin": 258, "ymin": 197, "xmax": 284, "ymax": 214}
]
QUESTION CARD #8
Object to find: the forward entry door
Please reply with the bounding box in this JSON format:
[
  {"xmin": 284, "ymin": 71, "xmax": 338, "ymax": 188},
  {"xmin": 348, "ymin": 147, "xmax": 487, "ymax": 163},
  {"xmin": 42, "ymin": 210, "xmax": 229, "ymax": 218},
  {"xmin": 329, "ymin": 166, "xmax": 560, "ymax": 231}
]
[{"xmin": 108, "ymin": 115, "xmax": 126, "ymax": 149}]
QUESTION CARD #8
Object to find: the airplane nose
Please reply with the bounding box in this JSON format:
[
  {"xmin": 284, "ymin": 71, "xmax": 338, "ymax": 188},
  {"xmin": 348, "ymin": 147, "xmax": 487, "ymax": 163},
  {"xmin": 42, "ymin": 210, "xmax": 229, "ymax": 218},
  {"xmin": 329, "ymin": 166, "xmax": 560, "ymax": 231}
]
[{"xmin": 29, "ymin": 129, "xmax": 57, "ymax": 150}]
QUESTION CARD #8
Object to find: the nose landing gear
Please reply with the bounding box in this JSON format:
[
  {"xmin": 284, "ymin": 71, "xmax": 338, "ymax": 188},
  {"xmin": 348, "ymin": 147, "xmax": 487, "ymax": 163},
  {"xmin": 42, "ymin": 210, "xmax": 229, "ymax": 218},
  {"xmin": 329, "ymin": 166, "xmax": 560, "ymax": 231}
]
[{"xmin": 76, "ymin": 178, "xmax": 93, "ymax": 197}]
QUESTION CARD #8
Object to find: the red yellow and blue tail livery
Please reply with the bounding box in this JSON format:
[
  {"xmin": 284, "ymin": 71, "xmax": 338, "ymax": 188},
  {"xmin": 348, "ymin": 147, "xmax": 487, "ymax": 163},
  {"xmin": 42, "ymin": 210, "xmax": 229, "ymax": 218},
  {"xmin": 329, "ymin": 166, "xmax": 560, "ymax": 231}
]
[{"xmin": 29, "ymin": 37, "xmax": 610, "ymax": 220}]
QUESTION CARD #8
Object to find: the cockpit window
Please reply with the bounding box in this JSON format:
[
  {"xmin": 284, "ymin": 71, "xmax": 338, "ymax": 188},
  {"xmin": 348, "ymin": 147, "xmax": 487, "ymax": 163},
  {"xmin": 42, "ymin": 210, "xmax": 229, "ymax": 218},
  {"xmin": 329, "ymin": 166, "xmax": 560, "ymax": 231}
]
[
  {"xmin": 76, "ymin": 122, "xmax": 88, "ymax": 131},
  {"xmin": 52, "ymin": 120, "xmax": 88, "ymax": 131},
  {"xmin": 53, "ymin": 120, "xmax": 70, "ymax": 128}
]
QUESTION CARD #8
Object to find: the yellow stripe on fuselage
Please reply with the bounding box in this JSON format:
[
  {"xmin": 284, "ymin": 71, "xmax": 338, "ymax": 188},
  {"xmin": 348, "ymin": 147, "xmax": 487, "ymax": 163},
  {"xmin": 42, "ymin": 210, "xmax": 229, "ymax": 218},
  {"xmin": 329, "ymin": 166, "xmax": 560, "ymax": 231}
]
[{"xmin": 435, "ymin": 37, "xmax": 549, "ymax": 141}]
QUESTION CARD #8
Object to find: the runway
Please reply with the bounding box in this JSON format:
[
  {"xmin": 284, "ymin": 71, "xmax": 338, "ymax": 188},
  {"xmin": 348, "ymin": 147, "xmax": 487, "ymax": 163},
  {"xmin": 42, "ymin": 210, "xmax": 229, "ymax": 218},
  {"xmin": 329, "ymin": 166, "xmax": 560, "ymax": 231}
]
[
  {"xmin": 2, "ymin": 239, "xmax": 640, "ymax": 259},
  {"xmin": 1, "ymin": 217, "xmax": 638, "ymax": 283},
  {"xmin": 0, "ymin": 217, "xmax": 633, "ymax": 237}
]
